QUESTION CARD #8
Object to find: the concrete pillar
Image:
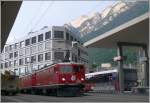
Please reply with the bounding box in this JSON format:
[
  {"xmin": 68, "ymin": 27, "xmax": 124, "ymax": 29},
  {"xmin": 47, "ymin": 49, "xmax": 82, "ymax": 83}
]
[
  {"xmin": 142, "ymin": 45, "xmax": 149, "ymax": 86},
  {"xmin": 117, "ymin": 44, "xmax": 124, "ymax": 93}
]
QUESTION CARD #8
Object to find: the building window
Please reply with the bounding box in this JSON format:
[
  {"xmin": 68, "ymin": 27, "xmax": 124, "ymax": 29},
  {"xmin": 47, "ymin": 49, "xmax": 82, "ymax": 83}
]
[
  {"xmin": 31, "ymin": 46, "xmax": 36, "ymax": 54},
  {"xmin": 14, "ymin": 51, "xmax": 18, "ymax": 57},
  {"xmin": 20, "ymin": 41, "xmax": 25, "ymax": 48},
  {"xmin": 5, "ymin": 62, "xmax": 8, "ymax": 68},
  {"xmin": 45, "ymin": 31, "xmax": 51, "ymax": 40},
  {"xmin": 9, "ymin": 53, "xmax": 13, "ymax": 59},
  {"xmin": 14, "ymin": 60, "xmax": 18, "ymax": 66},
  {"xmin": 54, "ymin": 31, "xmax": 64, "ymax": 39},
  {"xmin": 66, "ymin": 32, "xmax": 70, "ymax": 40},
  {"xmin": 9, "ymin": 45, "xmax": 13, "ymax": 51},
  {"xmin": 25, "ymin": 39, "xmax": 30, "ymax": 46},
  {"xmin": 15, "ymin": 43, "xmax": 19, "ymax": 49},
  {"xmin": 32, "ymin": 64, "xmax": 38, "ymax": 71},
  {"xmin": 38, "ymin": 44, "xmax": 43, "ymax": 51},
  {"xmin": 70, "ymin": 35, "xmax": 73, "ymax": 41},
  {"xmin": 9, "ymin": 61, "xmax": 13, "ymax": 67},
  {"xmin": 20, "ymin": 67, "xmax": 25, "ymax": 74},
  {"xmin": 38, "ymin": 54, "xmax": 43, "ymax": 62},
  {"xmin": 5, "ymin": 46, "xmax": 9, "ymax": 52},
  {"xmin": 1, "ymin": 63, "xmax": 3, "ymax": 69},
  {"xmin": 31, "ymin": 36, "xmax": 36, "ymax": 44},
  {"xmin": 31, "ymin": 55, "xmax": 36, "ymax": 63},
  {"xmin": 74, "ymin": 38, "xmax": 77, "ymax": 41},
  {"xmin": 54, "ymin": 52, "xmax": 64, "ymax": 61},
  {"xmin": 19, "ymin": 58, "xmax": 24, "ymax": 65},
  {"xmin": 25, "ymin": 57, "xmax": 30, "ymax": 64},
  {"xmin": 72, "ymin": 54, "xmax": 77, "ymax": 62},
  {"xmin": 14, "ymin": 68, "xmax": 19, "ymax": 75},
  {"xmin": 19, "ymin": 49, "xmax": 25, "ymax": 56},
  {"xmin": 45, "ymin": 41, "xmax": 51, "ymax": 50},
  {"xmin": 45, "ymin": 52, "xmax": 51, "ymax": 60},
  {"xmin": 38, "ymin": 34, "xmax": 43, "ymax": 42},
  {"xmin": 25, "ymin": 48, "xmax": 30, "ymax": 55}
]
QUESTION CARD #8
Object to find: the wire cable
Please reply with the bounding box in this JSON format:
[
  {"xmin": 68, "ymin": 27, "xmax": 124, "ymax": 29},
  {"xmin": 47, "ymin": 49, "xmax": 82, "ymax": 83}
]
[
  {"xmin": 30, "ymin": 1, "xmax": 55, "ymax": 32},
  {"xmin": 22, "ymin": 1, "xmax": 43, "ymax": 35}
]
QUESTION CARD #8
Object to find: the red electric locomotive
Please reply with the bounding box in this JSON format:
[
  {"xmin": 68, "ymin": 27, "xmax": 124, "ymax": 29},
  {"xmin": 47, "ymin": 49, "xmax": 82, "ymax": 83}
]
[{"xmin": 19, "ymin": 63, "xmax": 85, "ymax": 96}]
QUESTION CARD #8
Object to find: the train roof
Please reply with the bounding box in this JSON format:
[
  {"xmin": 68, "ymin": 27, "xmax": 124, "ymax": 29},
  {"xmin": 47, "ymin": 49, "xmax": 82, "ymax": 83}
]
[
  {"xmin": 19, "ymin": 62, "xmax": 84, "ymax": 78},
  {"xmin": 57, "ymin": 62, "xmax": 84, "ymax": 65},
  {"xmin": 85, "ymin": 69, "xmax": 118, "ymax": 79}
]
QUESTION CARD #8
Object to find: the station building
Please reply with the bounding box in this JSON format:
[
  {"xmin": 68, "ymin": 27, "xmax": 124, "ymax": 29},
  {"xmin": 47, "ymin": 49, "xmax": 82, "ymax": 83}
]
[{"xmin": 1, "ymin": 26, "xmax": 89, "ymax": 75}]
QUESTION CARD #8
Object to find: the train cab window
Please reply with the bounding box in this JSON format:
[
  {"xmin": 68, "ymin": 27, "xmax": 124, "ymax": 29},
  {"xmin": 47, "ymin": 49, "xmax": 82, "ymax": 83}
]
[
  {"xmin": 74, "ymin": 66, "xmax": 82, "ymax": 72},
  {"xmin": 60, "ymin": 65, "xmax": 73, "ymax": 73}
]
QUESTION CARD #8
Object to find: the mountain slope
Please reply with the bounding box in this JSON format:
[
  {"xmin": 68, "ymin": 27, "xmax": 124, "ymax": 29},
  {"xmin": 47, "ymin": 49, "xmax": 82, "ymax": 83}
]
[{"xmin": 64, "ymin": 1, "xmax": 133, "ymax": 37}]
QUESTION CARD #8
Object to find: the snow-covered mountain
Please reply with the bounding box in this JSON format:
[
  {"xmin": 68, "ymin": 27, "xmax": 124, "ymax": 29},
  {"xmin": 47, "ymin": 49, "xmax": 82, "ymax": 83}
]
[{"xmin": 64, "ymin": 1, "xmax": 135, "ymax": 37}]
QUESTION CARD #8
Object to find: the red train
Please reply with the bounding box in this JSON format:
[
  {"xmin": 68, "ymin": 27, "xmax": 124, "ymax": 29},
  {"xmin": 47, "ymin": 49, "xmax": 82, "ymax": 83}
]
[{"xmin": 19, "ymin": 63, "xmax": 85, "ymax": 96}]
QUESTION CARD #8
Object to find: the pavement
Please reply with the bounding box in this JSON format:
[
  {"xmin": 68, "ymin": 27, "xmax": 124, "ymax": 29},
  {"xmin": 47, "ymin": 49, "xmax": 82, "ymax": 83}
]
[{"xmin": 1, "ymin": 93, "xmax": 149, "ymax": 102}]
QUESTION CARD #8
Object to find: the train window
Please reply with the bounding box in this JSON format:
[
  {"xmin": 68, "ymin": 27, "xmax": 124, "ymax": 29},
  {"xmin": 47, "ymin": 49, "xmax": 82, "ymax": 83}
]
[
  {"xmin": 74, "ymin": 66, "xmax": 82, "ymax": 72},
  {"xmin": 60, "ymin": 65, "xmax": 73, "ymax": 73}
]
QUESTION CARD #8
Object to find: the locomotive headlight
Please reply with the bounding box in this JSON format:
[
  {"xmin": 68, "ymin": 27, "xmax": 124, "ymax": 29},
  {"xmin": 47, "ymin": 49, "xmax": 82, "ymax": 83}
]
[
  {"xmin": 71, "ymin": 75, "xmax": 76, "ymax": 81},
  {"xmin": 81, "ymin": 78, "xmax": 84, "ymax": 81},
  {"xmin": 62, "ymin": 78, "xmax": 66, "ymax": 81}
]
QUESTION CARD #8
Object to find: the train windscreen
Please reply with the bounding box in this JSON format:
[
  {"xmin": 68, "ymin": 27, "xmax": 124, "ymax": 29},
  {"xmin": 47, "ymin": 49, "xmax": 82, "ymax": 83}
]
[
  {"xmin": 74, "ymin": 66, "xmax": 82, "ymax": 72},
  {"xmin": 60, "ymin": 65, "xmax": 73, "ymax": 73}
]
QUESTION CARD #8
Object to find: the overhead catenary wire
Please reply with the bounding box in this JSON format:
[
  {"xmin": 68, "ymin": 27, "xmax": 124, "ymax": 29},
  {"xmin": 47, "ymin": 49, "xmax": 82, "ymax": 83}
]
[
  {"xmin": 30, "ymin": 1, "xmax": 55, "ymax": 32},
  {"xmin": 22, "ymin": 1, "xmax": 43, "ymax": 36}
]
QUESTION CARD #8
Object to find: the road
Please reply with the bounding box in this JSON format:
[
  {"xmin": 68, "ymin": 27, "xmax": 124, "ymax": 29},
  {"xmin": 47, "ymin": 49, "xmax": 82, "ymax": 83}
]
[{"xmin": 1, "ymin": 93, "xmax": 149, "ymax": 102}]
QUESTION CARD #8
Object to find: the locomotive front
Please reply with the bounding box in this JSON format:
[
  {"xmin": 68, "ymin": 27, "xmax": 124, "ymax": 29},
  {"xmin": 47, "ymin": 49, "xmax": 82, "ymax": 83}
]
[{"xmin": 55, "ymin": 63, "xmax": 85, "ymax": 96}]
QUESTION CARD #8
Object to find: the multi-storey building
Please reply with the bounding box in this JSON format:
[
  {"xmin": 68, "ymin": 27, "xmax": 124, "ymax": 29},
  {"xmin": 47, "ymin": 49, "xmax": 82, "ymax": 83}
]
[{"xmin": 0, "ymin": 26, "xmax": 89, "ymax": 75}]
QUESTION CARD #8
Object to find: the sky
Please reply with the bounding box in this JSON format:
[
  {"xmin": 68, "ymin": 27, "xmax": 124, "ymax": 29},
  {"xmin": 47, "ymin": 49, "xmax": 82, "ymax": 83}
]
[{"xmin": 6, "ymin": 1, "xmax": 119, "ymax": 44}]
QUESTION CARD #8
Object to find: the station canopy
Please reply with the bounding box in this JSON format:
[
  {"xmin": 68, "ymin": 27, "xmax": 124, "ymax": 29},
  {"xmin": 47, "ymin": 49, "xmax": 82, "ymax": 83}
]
[{"xmin": 84, "ymin": 1, "xmax": 149, "ymax": 48}]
